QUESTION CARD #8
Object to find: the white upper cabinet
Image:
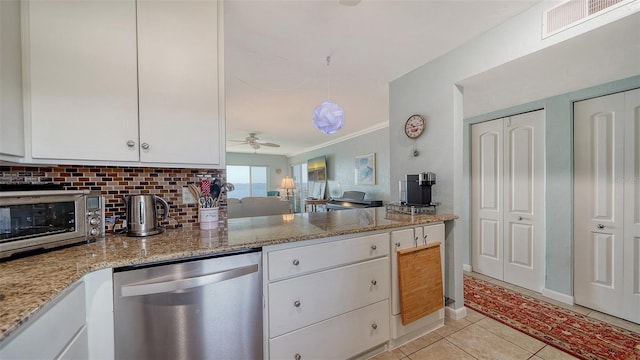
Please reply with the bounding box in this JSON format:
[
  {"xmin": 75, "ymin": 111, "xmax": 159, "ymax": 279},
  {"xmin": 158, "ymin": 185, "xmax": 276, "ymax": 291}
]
[
  {"xmin": 27, "ymin": 0, "xmax": 140, "ymax": 162},
  {"xmin": 137, "ymin": 0, "xmax": 221, "ymax": 165},
  {"xmin": 0, "ymin": 0, "xmax": 25, "ymax": 159},
  {"xmin": 26, "ymin": 0, "xmax": 224, "ymax": 167}
]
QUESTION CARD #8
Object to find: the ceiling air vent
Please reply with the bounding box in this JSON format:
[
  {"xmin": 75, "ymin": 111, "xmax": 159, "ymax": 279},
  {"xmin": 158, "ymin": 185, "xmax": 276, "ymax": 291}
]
[{"xmin": 543, "ymin": 0, "xmax": 630, "ymax": 38}]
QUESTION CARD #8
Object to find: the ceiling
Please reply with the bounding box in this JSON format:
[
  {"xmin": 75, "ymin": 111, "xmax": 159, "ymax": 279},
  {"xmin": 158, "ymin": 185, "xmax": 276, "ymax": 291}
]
[{"xmin": 224, "ymin": 0, "xmax": 539, "ymax": 156}]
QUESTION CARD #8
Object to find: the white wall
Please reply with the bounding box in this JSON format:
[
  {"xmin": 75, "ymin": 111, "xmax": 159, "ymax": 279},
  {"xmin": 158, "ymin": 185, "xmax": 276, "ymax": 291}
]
[{"xmin": 390, "ymin": 3, "xmax": 640, "ymax": 309}]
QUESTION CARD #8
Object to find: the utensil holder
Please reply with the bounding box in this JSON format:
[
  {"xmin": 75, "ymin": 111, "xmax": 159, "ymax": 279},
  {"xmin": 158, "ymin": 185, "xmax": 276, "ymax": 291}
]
[{"xmin": 199, "ymin": 207, "xmax": 219, "ymax": 230}]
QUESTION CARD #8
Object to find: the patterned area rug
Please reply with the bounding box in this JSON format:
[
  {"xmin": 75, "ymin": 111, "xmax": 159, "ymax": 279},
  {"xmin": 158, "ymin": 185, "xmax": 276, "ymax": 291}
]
[{"xmin": 464, "ymin": 275, "xmax": 640, "ymax": 360}]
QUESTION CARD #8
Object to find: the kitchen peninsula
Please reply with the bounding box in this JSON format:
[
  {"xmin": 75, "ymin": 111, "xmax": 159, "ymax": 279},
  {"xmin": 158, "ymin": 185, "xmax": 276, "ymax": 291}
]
[{"xmin": 0, "ymin": 208, "xmax": 456, "ymax": 358}]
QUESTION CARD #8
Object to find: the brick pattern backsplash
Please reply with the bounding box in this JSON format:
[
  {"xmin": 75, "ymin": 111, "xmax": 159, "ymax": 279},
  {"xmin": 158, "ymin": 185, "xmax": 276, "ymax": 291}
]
[{"xmin": 0, "ymin": 165, "xmax": 226, "ymax": 231}]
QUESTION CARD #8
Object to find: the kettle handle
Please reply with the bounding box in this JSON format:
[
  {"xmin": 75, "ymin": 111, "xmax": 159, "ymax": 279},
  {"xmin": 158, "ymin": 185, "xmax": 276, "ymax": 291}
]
[{"xmin": 155, "ymin": 196, "xmax": 170, "ymax": 219}]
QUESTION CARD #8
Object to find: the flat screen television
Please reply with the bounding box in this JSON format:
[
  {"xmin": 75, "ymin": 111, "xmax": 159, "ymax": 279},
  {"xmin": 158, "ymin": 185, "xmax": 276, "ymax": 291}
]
[{"xmin": 307, "ymin": 156, "xmax": 327, "ymax": 181}]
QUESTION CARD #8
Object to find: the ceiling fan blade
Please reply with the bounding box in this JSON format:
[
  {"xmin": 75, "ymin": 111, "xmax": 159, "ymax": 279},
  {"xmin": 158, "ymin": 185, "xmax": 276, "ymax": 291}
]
[{"xmin": 257, "ymin": 142, "xmax": 280, "ymax": 147}]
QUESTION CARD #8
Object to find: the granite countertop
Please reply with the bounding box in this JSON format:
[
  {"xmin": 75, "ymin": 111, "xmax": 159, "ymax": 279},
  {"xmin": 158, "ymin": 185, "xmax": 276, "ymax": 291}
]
[{"xmin": 0, "ymin": 208, "xmax": 457, "ymax": 341}]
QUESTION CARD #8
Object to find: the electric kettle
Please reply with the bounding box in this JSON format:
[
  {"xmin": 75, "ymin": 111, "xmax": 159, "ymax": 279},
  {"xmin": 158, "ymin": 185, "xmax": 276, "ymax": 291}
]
[{"xmin": 124, "ymin": 194, "xmax": 169, "ymax": 237}]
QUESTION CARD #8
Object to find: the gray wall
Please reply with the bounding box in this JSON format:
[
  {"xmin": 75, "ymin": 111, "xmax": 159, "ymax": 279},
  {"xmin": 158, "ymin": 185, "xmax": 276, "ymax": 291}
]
[
  {"xmin": 288, "ymin": 127, "xmax": 391, "ymax": 203},
  {"xmin": 390, "ymin": 5, "xmax": 639, "ymax": 308},
  {"xmin": 226, "ymin": 152, "xmax": 289, "ymax": 193}
]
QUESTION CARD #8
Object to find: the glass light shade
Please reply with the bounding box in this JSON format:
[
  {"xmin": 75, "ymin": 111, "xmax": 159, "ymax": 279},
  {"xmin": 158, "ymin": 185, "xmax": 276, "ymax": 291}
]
[{"xmin": 312, "ymin": 101, "xmax": 344, "ymax": 135}]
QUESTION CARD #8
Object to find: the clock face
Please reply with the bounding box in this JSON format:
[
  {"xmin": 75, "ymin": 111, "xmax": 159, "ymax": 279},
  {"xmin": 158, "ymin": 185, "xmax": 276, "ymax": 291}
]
[{"xmin": 404, "ymin": 115, "xmax": 425, "ymax": 139}]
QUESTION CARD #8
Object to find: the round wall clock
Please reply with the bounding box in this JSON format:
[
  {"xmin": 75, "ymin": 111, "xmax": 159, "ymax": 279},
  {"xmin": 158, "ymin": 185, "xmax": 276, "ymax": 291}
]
[{"xmin": 404, "ymin": 114, "xmax": 425, "ymax": 139}]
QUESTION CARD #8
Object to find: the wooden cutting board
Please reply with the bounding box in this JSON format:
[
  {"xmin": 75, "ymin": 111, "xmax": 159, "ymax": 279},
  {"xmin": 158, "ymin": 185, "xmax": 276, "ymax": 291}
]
[{"xmin": 397, "ymin": 242, "xmax": 443, "ymax": 325}]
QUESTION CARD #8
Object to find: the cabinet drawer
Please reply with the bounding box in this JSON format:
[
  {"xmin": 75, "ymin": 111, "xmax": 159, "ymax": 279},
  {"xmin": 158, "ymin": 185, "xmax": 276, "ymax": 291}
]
[
  {"xmin": 268, "ymin": 257, "xmax": 389, "ymax": 337},
  {"xmin": 1, "ymin": 281, "xmax": 86, "ymax": 359},
  {"xmin": 269, "ymin": 300, "xmax": 390, "ymax": 360},
  {"xmin": 268, "ymin": 233, "xmax": 389, "ymax": 281}
]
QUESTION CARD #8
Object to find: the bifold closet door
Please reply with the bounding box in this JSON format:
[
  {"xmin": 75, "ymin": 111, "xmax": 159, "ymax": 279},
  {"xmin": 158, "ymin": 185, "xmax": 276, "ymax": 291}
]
[
  {"xmin": 471, "ymin": 110, "xmax": 545, "ymax": 292},
  {"xmin": 574, "ymin": 88, "xmax": 640, "ymax": 324}
]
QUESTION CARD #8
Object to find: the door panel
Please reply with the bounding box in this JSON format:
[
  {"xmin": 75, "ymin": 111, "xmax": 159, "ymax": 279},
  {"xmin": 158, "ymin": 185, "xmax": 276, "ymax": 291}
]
[
  {"xmin": 472, "ymin": 119, "xmax": 504, "ymax": 280},
  {"xmin": 592, "ymin": 233, "xmax": 614, "ymax": 286},
  {"xmin": 623, "ymin": 88, "xmax": 640, "ymax": 323},
  {"xmin": 574, "ymin": 92, "xmax": 626, "ymax": 319},
  {"xmin": 503, "ymin": 111, "xmax": 545, "ymax": 291},
  {"xmin": 509, "ymin": 223, "xmax": 533, "ymax": 268}
]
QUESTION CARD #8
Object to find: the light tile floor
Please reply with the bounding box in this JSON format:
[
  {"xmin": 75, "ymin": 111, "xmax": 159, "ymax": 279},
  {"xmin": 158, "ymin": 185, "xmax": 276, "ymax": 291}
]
[{"xmin": 370, "ymin": 271, "xmax": 640, "ymax": 360}]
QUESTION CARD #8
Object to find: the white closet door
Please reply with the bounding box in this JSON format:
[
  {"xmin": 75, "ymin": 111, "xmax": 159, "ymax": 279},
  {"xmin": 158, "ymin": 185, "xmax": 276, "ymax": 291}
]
[
  {"xmin": 472, "ymin": 118, "xmax": 505, "ymax": 280},
  {"xmin": 472, "ymin": 111, "xmax": 545, "ymax": 292},
  {"xmin": 623, "ymin": 88, "xmax": 640, "ymax": 323},
  {"xmin": 574, "ymin": 92, "xmax": 626, "ymax": 318},
  {"xmin": 502, "ymin": 111, "xmax": 545, "ymax": 292}
]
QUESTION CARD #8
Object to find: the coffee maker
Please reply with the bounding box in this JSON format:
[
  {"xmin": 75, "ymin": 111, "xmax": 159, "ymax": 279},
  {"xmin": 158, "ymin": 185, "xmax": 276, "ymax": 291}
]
[{"xmin": 405, "ymin": 172, "xmax": 436, "ymax": 207}]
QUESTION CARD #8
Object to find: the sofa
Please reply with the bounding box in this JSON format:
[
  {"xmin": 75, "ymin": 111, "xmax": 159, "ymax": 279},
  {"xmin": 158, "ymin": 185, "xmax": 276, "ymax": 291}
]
[{"xmin": 227, "ymin": 197, "xmax": 291, "ymax": 219}]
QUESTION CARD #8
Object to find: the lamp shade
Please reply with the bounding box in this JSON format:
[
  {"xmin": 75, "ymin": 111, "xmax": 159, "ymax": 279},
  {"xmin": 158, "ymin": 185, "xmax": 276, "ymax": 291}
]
[
  {"xmin": 312, "ymin": 101, "xmax": 344, "ymax": 135},
  {"xmin": 280, "ymin": 177, "xmax": 296, "ymax": 190}
]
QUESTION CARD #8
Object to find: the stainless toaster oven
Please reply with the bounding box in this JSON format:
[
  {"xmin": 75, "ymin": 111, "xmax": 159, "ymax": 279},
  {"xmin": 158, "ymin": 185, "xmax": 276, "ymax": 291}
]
[{"xmin": 0, "ymin": 189, "xmax": 104, "ymax": 259}]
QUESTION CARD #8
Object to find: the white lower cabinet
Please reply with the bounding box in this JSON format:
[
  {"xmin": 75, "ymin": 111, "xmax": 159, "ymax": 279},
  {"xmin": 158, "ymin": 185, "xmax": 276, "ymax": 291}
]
[
  {"xmin": 0, "ymin": 282, "xmax": 87, "ymax": 359},
  {"xmin": 265, "ymin": 233, "xmax": 391, "ymax": 359},
  {"xmin": 269, "ymin": 300, "xmax": 390, "ymax": 360},
  {"xmin": 0, "ymin": 269, "xmax": 114, "ymax": 360}
]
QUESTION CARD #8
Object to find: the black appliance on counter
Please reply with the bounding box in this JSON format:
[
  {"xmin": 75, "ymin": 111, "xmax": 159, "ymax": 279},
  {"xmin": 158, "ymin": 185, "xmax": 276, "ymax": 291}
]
[
  {"xmin": 405, "ymin": 172, "xmax": 437, "ymax": 207},
  {"xmin": 326, "ymin": 191, "xmax": 383, "ymax": 210}
]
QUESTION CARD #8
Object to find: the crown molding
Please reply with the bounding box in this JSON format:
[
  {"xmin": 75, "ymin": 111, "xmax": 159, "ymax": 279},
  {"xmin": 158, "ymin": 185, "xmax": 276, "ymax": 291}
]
[{"xmin": 287, "ymin": 121, "xmax": 389, "ymax": 157}]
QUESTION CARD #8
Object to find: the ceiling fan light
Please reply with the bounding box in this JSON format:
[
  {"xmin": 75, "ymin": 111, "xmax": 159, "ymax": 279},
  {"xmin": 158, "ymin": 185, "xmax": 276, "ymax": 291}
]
[{"xmin": 312, "ymin": 101, "xmax": 345, "ymax": 135}]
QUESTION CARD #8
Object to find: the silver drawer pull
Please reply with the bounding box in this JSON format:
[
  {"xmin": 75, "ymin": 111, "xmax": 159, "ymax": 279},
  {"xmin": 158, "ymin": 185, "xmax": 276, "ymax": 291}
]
[
  {"xmin": 597, "ymin": 224, "xmax": 605, "ymax": 229},
  {"xmin": 294, "ymin": 300, "xmax": 301, "ymax": 308},
  {"xmin": 371, "ymin": 280, "xmax": 377, "ymax": 286},
  {"xmin": 293, "ymin": 259, "xmax": 300, "ymax": 266},
  {"xmin": 371, "ymin": 323, "xmax": 378, "ymax": 330},
  {"xmin": 371, "ymin": 244, "xmax": 377, "ymax": 250},
  {"xmin": 295, "ymin": 354, "xmax": 301, "ymax": 360}
]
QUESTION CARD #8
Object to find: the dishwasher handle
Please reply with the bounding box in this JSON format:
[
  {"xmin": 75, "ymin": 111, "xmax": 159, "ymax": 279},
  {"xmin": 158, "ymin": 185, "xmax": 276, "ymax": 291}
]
[{"xmin": 120, "ymin": 263, "xmax": 258, "ymax": 297}]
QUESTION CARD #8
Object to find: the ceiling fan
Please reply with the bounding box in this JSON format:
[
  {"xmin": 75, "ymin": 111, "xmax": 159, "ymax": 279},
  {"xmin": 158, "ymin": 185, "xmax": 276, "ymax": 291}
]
[{"xmin": 229, "ymin": 133, "xmax": 281, "ymax": 150}]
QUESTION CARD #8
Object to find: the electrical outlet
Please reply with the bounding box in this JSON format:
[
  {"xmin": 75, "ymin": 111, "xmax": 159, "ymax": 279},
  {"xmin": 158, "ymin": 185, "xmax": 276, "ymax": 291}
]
[{"xmin": 182, "ymin": 186, "xmax": 198, "ymax": 204}]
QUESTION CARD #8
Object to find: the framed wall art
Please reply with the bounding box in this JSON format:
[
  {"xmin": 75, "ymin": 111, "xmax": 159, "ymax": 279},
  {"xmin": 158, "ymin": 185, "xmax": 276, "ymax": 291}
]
[{"xmin": 355, "ymin": 153, "xmax": 376, "ymax": 185}]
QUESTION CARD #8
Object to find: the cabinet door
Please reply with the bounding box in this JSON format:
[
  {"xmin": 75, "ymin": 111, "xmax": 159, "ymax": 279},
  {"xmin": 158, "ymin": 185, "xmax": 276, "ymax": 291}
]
[
  {"xmin": 137, "ymin": 0, "xmax": 222, "ymax": 165},
  {"xmin": 390, "ymin": 228, "xmax": 419, "ymax": 316},
  {"xmin": 28, "ymin": 0, "xmax": 139, "ymax": 161},
  {"xmin": 0, "ymin": 0, "xmax": 24, "ymax": 158},
  {"xmin": 0, "ymin": 282, "xmax": 86, "ymax": 359}
]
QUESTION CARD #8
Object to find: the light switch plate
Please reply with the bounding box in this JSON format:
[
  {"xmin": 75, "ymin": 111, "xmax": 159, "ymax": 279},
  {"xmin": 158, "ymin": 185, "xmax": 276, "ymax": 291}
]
[{"xmin": 182, "ymin": 187, "xmax": 198, "ymax": 204}]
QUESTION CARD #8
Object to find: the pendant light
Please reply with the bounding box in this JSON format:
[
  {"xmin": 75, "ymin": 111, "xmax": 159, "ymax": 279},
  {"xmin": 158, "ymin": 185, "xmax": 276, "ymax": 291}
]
[{"xmin": 312, "ymin": 56, "xmax": 344, "ymax": 135}]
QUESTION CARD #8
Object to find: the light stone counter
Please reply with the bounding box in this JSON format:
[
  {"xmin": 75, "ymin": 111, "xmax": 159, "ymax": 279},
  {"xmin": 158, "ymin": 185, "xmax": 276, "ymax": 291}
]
[{"xmin": 0, "ymin": 208, "xmax": 456, "ymax": 341}]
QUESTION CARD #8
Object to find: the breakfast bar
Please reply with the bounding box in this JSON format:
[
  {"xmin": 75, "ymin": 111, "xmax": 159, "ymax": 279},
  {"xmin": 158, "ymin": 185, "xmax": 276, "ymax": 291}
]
[{"xmin": 0, "ymin": 208, "xmax": 456, "ymax": 358}]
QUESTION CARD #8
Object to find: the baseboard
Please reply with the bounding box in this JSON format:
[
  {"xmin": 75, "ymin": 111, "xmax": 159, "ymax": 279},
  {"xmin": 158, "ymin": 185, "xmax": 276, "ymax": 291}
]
[
  {"xmin": 462, "ymin": 264, "xmax": 472, "ymax": 272},
  {"xmin": 541, "ymin": 288, "xmax": 574, "ymax": 305},
  {"xmin": 445, "ymin": 305, "xmax": 467, "ymax": 320}
]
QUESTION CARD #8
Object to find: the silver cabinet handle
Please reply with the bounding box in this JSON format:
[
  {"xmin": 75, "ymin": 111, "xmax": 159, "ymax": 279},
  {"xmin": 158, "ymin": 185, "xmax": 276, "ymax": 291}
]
[
  {"xmin": 371, "ymin": 280, "xmax": 377, "ymax": 286},
  {"xmin": 597, "ymin": 224, "xmax": 605, "ymax": 229},
  {"xmin": 294, "ymin": 300, "xmax": 301, "ymax": 308},
  {"xmin": 518, "ymin": 216, "xmax": 523, "ymax": 221},
  {"xmin": 121, "ymin": 264, "xmax": 258, "ymax": 297},
  {"xmin": 127, "ymin": 140, "xmax": 135, "ymax": 147},
  {"xmin": 292, "ymin": 259, "xmax": 300, "ymax": 266},
  {"xmin": 371, "ymin": 323, "xmax": 378, "ymax": 330},
  {"xmin": 371, "ymin": 244, "xmax": 377, "ymax": 250},
  {"xmin": 295, "ymin": 354, "xmax": 301, "ymax": 360},
  {"xmin": 141, "ymin": 142, "xmax": 150, "ymax": 150}
]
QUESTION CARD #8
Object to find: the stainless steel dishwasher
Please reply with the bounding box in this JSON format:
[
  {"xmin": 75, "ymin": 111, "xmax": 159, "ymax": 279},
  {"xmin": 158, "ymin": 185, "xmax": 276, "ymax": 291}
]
[{"xmin": 113, "ymin": 249, "xmax": 262, "ymax": 360}]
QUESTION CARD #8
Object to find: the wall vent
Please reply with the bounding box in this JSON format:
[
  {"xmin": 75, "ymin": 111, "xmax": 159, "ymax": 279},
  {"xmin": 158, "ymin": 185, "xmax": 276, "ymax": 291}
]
[{"xmin": 543, "ymin": 0, "xmax": 631, "ymax": 38}]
